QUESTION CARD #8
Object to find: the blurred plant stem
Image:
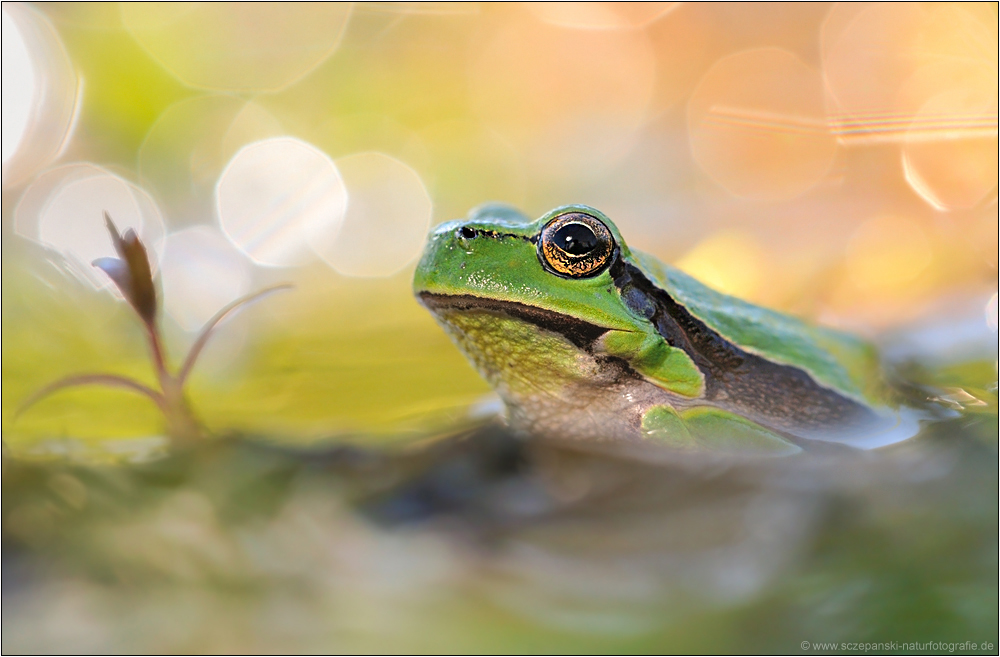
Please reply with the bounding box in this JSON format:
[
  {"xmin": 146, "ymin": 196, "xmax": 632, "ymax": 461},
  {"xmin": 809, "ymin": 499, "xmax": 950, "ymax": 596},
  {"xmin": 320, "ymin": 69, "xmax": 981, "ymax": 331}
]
[{"xmin": 18, "ymin": 213, "xmax": 289, "ymax": 446}]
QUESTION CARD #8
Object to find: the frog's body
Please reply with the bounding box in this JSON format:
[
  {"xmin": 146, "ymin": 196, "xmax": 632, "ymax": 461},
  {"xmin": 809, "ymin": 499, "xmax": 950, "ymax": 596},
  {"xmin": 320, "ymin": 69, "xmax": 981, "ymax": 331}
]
[{"xmin": 414, "ymin": 204, "xmax": 898, "ymax": 454}]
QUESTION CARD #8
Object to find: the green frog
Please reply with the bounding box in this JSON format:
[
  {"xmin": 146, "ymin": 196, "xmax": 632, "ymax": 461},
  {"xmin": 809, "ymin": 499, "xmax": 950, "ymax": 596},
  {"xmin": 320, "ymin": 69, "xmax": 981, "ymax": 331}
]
[{"xmin": 414, "ymin": 204, "xmax": 904, "ymax": 454}]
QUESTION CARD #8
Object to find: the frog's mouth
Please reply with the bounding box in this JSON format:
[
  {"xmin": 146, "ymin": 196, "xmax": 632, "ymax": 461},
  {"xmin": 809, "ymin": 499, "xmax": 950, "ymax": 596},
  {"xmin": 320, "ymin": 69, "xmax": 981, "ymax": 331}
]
[{"xmin": 417, "ymin": 292, "xmax": 610, "ymax": 350}]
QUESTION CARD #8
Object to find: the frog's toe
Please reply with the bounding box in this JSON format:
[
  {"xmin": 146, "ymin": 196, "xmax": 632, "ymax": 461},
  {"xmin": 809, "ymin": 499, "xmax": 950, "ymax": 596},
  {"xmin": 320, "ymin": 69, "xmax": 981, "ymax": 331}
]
[
  {"xmin": 642, "ymin": 405, "xmax": 801, "ymax": 455},
  {"xmin": 641, "ymin": 405, "xmax": 699, "ymax": 450},
  {"xmin": 681, "ymin": 407, "xmax": 801, "ymax": 455}
]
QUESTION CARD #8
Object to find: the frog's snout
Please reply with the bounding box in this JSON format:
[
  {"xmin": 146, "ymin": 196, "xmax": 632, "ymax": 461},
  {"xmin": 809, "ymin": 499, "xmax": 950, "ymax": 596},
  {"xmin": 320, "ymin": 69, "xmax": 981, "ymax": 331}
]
[
  {"xmin": 414, "ymin": 212, "xmax": 538, "ymax": 295},
  {"xmin": 413, "ymin": 220, "xmax": 463, "ymax": 293},
  {"xmin": 451, "ymin": 223, "xmax": 486, "ymax": 251},
  {"xmin": 426, "ymin": 219, "xmax": 466, "ymax": 244},
  {"xmin": 424, "ymin": 219, "xmax": 486, "ymax": 253}
]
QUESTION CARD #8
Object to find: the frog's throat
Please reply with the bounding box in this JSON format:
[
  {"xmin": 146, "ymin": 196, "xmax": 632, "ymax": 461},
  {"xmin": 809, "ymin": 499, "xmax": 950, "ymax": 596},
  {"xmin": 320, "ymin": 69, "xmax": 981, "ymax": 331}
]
[{"xmin": 417, "ymin": 292, "xmax": 609, "ymax": 350}]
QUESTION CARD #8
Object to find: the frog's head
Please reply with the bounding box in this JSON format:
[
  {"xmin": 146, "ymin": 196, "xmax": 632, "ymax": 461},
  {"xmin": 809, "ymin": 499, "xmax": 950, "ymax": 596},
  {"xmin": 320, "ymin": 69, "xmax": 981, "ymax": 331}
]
[
  {"xmin": 414, "ymin": 203, "xmax": 644, "ymax": 335},
  {"xmin": 413, "ymin": 203, "xmax": 667, "ymax": 423}
]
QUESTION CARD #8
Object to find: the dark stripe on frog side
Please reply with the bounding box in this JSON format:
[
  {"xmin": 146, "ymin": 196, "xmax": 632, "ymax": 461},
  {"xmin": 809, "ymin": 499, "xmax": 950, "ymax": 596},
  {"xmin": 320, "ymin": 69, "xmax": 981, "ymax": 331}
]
[
  {"xmin": 609, "ymin": 259, "xmax": 876, "ymax": 431},
  {"xmin": 418, "ymin": 292, "xmax": 609, "ymax": 349}
]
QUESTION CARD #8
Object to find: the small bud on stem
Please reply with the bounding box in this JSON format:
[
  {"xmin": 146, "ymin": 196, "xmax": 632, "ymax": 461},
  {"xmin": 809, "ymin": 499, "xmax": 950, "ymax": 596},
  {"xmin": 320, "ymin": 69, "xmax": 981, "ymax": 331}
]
[{"xmin": 19, "ymin": 213, "xmax": 292, "ymax": 447}]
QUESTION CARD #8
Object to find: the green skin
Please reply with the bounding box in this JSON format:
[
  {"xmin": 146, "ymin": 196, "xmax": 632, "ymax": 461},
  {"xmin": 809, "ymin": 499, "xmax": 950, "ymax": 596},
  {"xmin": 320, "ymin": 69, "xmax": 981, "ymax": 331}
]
[{"xmin": 414, "ymin": 204, "xmax": 896, "ymax": 454}]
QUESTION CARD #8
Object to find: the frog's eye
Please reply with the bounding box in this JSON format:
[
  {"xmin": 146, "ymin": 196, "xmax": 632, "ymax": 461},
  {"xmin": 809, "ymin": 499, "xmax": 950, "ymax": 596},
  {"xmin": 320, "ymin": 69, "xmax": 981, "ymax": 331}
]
[{"xmin": 538, "ymin": 212, "xmax": 615, "ymax": 278}]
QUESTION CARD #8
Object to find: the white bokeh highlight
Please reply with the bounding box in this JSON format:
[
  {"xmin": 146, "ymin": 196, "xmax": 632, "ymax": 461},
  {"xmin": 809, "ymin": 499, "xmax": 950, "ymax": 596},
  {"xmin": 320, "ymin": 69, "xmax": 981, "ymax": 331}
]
[
  {"xmin": 987, "ymin": 293, "xmax": 998, "ymax": 334},
  {"xmin": 901, "ymin": 89, "xmax": 999, "ymax": 212},
  {"xmin": 159, "ymin": 226, "xmax": 252, "ymax": 332},
  {"xmin": 2, "ymin": 7, "xmax": 35, "ymax": 164},
  {"xmin": 15, "ymin": 163, "xmax": 166, "ymax": 289},
  {"xmin": 216, "ymin": 137, "xmax": 347, "ymax": 268},
  {"xmin": 312, "ymin": 152, "xmax": 432, "ymax": 278},
  {"xmin": 1, "ymin": 4, "xmax": 80, "ymax": 186},
  {"xmin": 139, "ymin": 96, "xmax": 284, "ymax": 225}
]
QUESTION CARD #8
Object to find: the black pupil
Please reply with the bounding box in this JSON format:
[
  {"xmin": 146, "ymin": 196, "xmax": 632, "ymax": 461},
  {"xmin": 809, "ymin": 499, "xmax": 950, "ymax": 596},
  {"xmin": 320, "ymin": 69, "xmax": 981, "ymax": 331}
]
[{"xmin": 553, "ymin": 223, "xmax": 598, "ymax": 256}]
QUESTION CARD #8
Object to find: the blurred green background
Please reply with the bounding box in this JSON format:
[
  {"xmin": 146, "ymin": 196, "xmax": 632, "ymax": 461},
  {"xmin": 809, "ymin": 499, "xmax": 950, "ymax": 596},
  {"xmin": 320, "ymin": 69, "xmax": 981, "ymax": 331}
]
[{"xmin": 2, "ymin": 3, "xmax": 997, "ymax": 653}]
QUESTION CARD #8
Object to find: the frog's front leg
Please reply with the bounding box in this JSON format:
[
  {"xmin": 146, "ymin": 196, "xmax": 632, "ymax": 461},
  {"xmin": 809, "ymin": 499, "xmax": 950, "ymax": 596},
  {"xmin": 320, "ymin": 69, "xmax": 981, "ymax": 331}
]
[
  {"xmin": 641, "ymin": 405, "xmax": 801, "ymax": 455},
  {"xmin": 600, "ymin": 330, "xmax": 704, "ymax": 397}
]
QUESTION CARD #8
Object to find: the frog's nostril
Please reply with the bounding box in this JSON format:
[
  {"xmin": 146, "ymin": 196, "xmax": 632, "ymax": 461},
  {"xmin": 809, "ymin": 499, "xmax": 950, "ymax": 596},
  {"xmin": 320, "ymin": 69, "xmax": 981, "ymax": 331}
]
[{"xmin": 459, "ymin": 226, "xmax": 477, "ymax": 240}]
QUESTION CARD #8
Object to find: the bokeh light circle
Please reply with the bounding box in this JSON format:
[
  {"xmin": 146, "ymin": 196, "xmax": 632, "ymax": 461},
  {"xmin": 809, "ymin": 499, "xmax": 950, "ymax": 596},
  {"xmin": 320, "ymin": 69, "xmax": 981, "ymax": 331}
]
[
  {"xmin": 528, "ymin": 2, "xmax": 679, "ymax": 30},
  {"xmin": 312, "ymin": 152, "xmax": 432, "ymax": 278},
  {"xmin": 469, "ymin": 12, "xmax": 656, "ymax": 175},
  {"xmin": 139, "ymin": 96, "xmax": 284, "ymax": 226},
  {"xmin": 14, "ymin": 164, "xmax": 165, "ymax": 289},
  {"xmin": 902, "ymin": 89, "xmax": 999, "ymax": 212},
  {"xmin": 687, "ymin": 47, "xmax": 837, "ymax": 200},
  {"xmin": 987, "ymin": 293, "xmax": 999, "ymax": 333},
  {"xmin": 1, "ymin": 3, "xmax": 80, "ymax": 187},
  {"xmin": 846, "ymin": 215, "xmax": 933, "ymax": 293},
  {"xmin": 159, "ymin": 226, "xmax": 252, "ymax": 332},
  {"xmin": 216, "ymin": 137, "xmax": 347, "ymax": 268},
  {"xmin": 823, "ymin": 4, "xmax": 997, "ymax": 119},
  {"xmin": 675, "ymin": 230, "xmax": 764, "ymax": 301},
  {"xmin": 822, "ymin": 3, "xmax": 997, "ymax": 161},
  {"xmin": 121, "ymin": 3, "xmax": 351, "ymax": 92},
  {"xmin": 2, "ymin": 7, "xmax": 35, "ymax": 164},
  {"xmin": 822, "ymin": 3, "xmax": 924, "ymax": 120},
  {"xmin": 417, "ymin": 120, "xmax": 526, "ymax": 223}
]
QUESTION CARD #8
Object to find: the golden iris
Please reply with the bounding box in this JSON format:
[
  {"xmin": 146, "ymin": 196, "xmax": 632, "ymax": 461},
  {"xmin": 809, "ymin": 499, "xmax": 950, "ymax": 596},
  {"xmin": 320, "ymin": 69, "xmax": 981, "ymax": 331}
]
[{"xmin": 538, "ymin": 212, "xmax": 615, "ymax": 278}]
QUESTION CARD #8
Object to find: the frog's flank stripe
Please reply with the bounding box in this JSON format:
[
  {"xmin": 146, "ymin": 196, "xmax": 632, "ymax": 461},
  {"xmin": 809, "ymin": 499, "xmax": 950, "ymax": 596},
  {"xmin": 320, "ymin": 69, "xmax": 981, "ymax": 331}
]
[
  {"xmin": 610, "ymin": 259, "xmax": 876, "ymax": 429},
  {"xmin": 418, "ymin": 292, "xmax": 608, "ymax": 349}
]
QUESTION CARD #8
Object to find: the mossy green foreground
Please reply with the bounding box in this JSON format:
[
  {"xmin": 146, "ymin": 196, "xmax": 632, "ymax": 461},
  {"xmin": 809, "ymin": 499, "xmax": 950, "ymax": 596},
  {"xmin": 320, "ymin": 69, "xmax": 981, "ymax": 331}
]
[{"xmin": 3, "ymin": 405, "xmax": 997, "ymax": 653}]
